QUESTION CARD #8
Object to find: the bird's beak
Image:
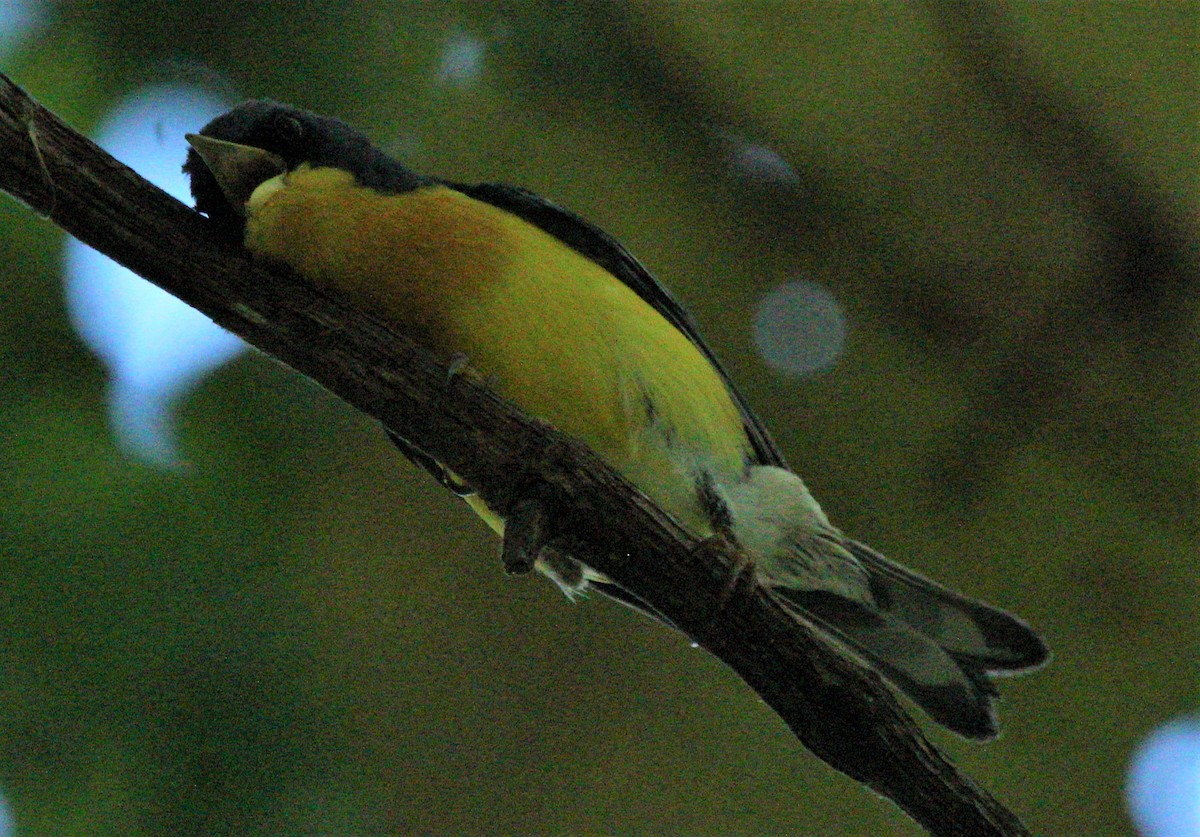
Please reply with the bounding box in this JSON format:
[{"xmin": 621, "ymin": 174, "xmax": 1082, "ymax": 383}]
[{"xmin": 185, "ymin": 134, "xmax": 287, "ymax": 215}]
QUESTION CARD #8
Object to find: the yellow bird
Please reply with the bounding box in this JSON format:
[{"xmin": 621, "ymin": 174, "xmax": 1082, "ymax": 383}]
[{"xmin": 184, "ymin": 101, "xmax": 1047, "ymax": 739}]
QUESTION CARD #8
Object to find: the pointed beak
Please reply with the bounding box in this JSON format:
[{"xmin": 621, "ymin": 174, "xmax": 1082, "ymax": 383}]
[{"xmin": 185, "ymin": 134, "xmax": 287, "ymax": 215}]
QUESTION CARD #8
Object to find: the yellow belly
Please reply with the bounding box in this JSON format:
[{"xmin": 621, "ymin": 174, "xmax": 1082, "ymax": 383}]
[{"xmin": 244, "ymin": 168, "xmax": 750, "ymax": 536}]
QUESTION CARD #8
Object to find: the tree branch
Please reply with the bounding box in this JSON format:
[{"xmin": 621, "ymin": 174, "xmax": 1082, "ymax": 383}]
[
  {"xmin": 0, "ymin": 72, "xmax": 1031, "ymax": 836},
  {"xmin": 924, "ymin": 0, "xmax": 1200, "ymax": 509}
]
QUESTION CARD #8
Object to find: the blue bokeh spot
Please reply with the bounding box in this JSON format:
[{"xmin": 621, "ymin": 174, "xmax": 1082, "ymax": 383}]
[
  {"xmin": 64, "ymin": 84, "xmax": 245, "ymax": 467},
  {"xmin": 0, "ymin": 0, "xmax": 46, "ymax": 57},
  {"xmin": 752, "ymin": 280, "xmax": 848, "ymax": 376},
  {"xmin": 436, "ymin": 30, "xmax": 486, "ymax": 86},
  {"xmin": 1128, "ymin": 717, "xmax": 1200, "ymax": 837}
]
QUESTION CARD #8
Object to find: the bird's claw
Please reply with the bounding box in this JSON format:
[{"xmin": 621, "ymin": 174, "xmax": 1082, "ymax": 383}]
[
  {"xmin": 501, "ymin": 497, "xmax": 551, "ymax": 575},
  {"xmin": 445, "ymin": 352, "xmax": 471, "ymax": 383},
  {"xmin": 693, "ymin": 534, "xmax": 755, "ymax": 608}
]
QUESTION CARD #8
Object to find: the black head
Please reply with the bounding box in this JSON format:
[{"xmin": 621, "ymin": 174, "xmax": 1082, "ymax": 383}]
[{"xmin": 183, "ymin": 100, "xmax": 426, "ymax": 238}]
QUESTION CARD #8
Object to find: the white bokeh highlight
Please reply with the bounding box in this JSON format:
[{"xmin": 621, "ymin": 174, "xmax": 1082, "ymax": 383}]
[
  {"xmin": 435, "ymin": 30, "xmax": 486, "ymax": 86},
  {"xmin": 0, "ymin": 0, "xmax": 46, "ymax": 57},
  {"xmin": 753, "ymin": 280, "xmax": 848, "ymax": 376},
  {"xmin": 726, "ymin": 135, "xmax": 800, "ymax": 186},
  {"xmin": 64, "ymin": 84, "xmax": 245, "ymax": 466},
  {"xmin": 716, "ymin": 126, "xmax": 800, "ymax": 188},
  {"xmin": 1128, "ymin": 717, "xmax": 1200, "ymax": 837}
]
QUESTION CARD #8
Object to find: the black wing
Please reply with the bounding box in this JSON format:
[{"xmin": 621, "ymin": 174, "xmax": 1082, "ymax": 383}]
[{"xmin": 452, "ymin": 181, "xmax": 787, "ymax": 470}]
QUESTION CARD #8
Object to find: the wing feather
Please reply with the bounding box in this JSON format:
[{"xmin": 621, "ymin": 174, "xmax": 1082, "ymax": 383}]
[{"xmin": 451, "ymin": 181, "xmax": 787, "ymax": 470}]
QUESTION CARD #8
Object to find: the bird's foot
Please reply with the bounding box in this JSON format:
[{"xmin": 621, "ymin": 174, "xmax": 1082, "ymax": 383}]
[
  {"xmin": 445, "ymin": 352, "xmax": 471, "ymax": 383},
  {"xmin": 692, "ymin": 533, "xmax": 756, "ymax": 607},
  {"xmin": 501, "ymin": 496, "xmax": 553, "ymax": 576}
]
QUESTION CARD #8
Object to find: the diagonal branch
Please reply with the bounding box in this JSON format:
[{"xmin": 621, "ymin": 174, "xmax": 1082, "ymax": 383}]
[
  {"xmin": 0, "ymin": 72, "xmax": 1031, "ymax": 837},
  {"xmin": 924, "ymin": 0, "xmax": 1200, "ymax": 510}
]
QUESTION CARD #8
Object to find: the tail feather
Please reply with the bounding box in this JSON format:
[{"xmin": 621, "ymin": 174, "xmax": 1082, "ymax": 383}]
[
  {"xmin": 720, "ymin": 465, "xmax": 1045, "ymax": 737},
  {"xmin": 843, "ymin": 539, "xmax": 1050, "ymax": 673},
  {"xmin": 768, "ymin": 541, "xmax": 1048, "ymax": 740},
  {"xmin": 770, "ymin": 587, "xmax": 1002, "ymax": 739}
]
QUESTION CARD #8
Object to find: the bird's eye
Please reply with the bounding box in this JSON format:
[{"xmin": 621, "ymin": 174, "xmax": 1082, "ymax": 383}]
[{"xmin": 275, "ymin": 114, "xmax": 303, "ymax": 142}]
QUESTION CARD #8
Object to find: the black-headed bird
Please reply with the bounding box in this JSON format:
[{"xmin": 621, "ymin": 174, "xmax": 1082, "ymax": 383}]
[{"xmin": 184, "ymin": 101, "xmax": 1048, "ymax": 739}]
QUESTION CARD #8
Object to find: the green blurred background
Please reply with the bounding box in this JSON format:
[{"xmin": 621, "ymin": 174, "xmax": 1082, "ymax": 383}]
[{"xmin": 1, "ymin": 1, "xmax": 1197, "ymax": 834}]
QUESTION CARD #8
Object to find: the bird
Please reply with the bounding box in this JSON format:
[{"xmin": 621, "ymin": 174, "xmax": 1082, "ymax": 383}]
[{"xmin": 184, "ymin": 100, "xmax": 1048, "ymax": 740}]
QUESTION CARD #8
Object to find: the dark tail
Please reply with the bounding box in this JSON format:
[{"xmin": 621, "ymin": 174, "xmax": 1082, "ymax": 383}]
[{"xmin": 769, "ymin": 538, "xmax": 1048, "ymax": 740}]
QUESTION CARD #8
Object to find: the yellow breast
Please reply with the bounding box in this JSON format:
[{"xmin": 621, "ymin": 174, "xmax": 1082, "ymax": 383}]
[{"xmin": 244, "ymin": 167, "xmax": 750, "ymax": 536}]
